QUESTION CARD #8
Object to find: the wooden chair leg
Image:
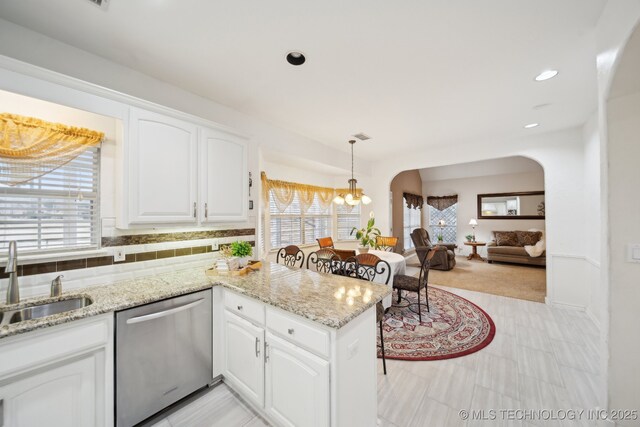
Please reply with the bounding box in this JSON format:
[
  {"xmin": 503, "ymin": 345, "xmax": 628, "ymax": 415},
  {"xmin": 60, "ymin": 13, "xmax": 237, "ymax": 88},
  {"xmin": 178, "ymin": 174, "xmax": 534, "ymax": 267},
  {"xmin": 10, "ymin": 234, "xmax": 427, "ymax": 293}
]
[
  {"xmin": 379, "ymin": 320, "xmax": 387, "ymax": 375},
  {"xmin": 397, "ymin": 289, "xmax": 402, "ymax": 304},
  {"xmin": 417, "ymin": 289, "xmax": 422, "ymax": 323}
]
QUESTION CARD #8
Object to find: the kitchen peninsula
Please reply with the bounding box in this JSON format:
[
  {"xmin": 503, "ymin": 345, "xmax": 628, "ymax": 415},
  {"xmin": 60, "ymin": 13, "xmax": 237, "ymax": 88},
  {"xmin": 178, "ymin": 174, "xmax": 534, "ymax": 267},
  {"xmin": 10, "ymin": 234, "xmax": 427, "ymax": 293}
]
[{"xmin": 0, "ymin": 262, "xmax": 391, "ymax": 427}]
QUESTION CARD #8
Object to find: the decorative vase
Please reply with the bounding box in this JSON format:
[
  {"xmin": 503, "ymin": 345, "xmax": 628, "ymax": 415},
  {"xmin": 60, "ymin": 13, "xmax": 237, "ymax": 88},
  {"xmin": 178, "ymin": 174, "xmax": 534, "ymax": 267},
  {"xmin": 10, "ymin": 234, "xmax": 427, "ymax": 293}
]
[
  {"xmin": 238, "ymin": 257, "xmax": 250, "ymax": 268},
  {"xmin": 358, "ymin": 246, "xmax": 370, "ymax": 254}
]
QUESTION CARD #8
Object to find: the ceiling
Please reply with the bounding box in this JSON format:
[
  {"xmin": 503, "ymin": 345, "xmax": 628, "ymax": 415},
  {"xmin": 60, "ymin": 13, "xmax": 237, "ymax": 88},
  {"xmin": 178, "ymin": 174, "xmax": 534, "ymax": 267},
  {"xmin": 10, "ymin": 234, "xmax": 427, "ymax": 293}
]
[
  {"xmin": 0, "ymin": 0, "xmax": 607, "ymax": 160},
  {"xmin": 419, "ymin": 156, "xmax": 543, "ymax": 182}
]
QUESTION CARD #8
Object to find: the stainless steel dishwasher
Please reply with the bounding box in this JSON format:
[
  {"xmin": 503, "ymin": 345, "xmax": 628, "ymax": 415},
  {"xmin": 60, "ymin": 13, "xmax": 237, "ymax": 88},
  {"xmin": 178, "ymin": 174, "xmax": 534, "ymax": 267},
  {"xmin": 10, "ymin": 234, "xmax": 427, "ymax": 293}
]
[{"xmin": 115, "ymin": 289, "xmax": 212, "ymax": 427}]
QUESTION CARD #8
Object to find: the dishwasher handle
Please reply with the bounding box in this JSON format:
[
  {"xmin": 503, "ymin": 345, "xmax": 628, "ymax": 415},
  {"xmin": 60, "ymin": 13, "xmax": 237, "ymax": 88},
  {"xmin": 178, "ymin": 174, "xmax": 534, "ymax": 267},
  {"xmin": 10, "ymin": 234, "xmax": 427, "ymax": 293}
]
[{"xmin": 126, "ymin": 298, "xmax": 205, "ymax": 324}]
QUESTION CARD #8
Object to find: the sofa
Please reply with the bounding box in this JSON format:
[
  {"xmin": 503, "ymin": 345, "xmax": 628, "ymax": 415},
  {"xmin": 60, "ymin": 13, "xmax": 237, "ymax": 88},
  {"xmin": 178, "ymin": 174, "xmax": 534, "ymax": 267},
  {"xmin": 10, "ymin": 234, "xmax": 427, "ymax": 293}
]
[
  {"xmin": 410, "ymin": 228, "xmax": 457, "ymax": 271},
  {"xmin": 487, "ymin": 230, "xmax": 546, "ymax": 266}
]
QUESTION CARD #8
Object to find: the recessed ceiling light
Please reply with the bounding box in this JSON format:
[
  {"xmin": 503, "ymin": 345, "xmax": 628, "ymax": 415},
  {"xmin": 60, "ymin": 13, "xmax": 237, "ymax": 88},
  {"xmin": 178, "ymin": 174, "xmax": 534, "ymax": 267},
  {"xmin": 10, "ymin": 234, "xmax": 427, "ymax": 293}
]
[
  {"xmin": 286, "ymin": 51, "xmax": 306, "ymax": 66},
  {"xmin": 524, "ymin": 123, "xmax": 540, "ymax": 129},
  {"xmin": 535, "ymin": 70, "xmax": 558, "ymax": 81}
]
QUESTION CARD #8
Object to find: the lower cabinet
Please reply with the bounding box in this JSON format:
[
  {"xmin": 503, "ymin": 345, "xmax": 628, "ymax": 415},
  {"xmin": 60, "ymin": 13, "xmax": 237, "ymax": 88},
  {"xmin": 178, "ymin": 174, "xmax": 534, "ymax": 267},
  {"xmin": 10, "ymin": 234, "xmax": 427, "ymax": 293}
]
[
  {"xmin": 0, "ymin": 355, "xmax": 97, "ymax": 427},
  {"xmin": 0, "ymin": 315, "xmax": 113, "ymax": 427},
  {"xmin": 224, "ymin": 311, "xmax": 265, "ymax": 407},
  {"xmin": 265, "ymin": 332, "xmax": 329, "ymax": 427},
  {"xmin": 222, "ymin": 289, "xmax": 377, "ymax": 427}
]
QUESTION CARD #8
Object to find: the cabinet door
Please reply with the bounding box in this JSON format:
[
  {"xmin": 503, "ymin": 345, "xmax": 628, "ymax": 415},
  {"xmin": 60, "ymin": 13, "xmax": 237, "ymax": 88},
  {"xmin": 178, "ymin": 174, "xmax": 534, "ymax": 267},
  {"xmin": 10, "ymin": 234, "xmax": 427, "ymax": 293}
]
[
  {"xmin": 128, "ymin": 108, "xmax": 198, "ymax": 224},
  {"xmin": 199, "ymin": 127, "xmax": 248, "ymax": 223},
  {"xmin": 265, "ymin": 333, "xmax": 330, "ymax": 427},
  {"xmin": 0, "ymin": 354, "xmax": 96, "ymax": 427},
  {"xmin": 224, "ymin": 311, "xmax": 264, "ymax": 407}
]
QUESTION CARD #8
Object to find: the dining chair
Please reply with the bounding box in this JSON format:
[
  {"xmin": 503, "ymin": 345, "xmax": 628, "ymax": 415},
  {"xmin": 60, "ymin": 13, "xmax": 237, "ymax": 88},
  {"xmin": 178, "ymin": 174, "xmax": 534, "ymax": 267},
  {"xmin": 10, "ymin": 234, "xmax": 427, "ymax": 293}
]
[
  {"xmin": 332, "ymin": 256, "xmax": 359, "ymax": 278},
  {"xmin": 375, "ymin": 236, "xmax": 398, "ymax": 252},
  {"xmin": 332, "ymin": 248, "xmax": 356, "ymax": 261},
  {"xmin": 306, "ymin": 249, "xmax": 341, "ymax": 274},
  {"xmin": 316, "ymin": 237, "xmax": 334, "ymax": 249},
  {"xmin": 354, "ymin": 253, "xmax": 391, "ymax": 285},
  {"xmin": 392, "ymin": 248, "xmax": 435, "ymax": 323},
  {"xmin": 353, "ymin": 253, "xmax": 391, "ymax": 376},
  {"xmin": 276, "ymin": 245, "xmax": 305, "ymax": 268}
]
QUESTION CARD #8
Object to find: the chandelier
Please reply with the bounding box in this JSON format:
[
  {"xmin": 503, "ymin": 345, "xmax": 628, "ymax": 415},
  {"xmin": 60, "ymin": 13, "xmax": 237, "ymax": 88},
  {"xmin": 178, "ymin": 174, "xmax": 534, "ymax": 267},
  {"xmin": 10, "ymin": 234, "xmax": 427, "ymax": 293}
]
[{"xmin": 333, "ymin": 139, "xmax": 372, "ymax": 206}]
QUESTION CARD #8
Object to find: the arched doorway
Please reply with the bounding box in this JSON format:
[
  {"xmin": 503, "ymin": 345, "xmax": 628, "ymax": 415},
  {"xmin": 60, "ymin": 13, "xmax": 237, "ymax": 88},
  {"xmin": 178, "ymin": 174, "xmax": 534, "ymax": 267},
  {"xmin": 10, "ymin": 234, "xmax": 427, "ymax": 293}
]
[{"xmin": 389, "ymin": 156, "xmax": 547, "ymax": 302}]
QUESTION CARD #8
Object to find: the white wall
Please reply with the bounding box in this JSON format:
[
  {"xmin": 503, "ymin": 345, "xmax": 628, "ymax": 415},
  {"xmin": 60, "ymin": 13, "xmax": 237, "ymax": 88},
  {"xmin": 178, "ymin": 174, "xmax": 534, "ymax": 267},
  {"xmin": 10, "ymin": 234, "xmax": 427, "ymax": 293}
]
[
  {"xmin": 605, "ymin": 76, "xmax": 640, "ymax": 425},
  {"xmin": 594, "ymin": 0, "xmax": 640, "ymax": 417},
  {"xmin": 582, "ymin": 113, "xmax": 603, "ymax": 328},
  {"xmin": 422, "ymin": 170, "xmax": 545, "ymax": 258}
]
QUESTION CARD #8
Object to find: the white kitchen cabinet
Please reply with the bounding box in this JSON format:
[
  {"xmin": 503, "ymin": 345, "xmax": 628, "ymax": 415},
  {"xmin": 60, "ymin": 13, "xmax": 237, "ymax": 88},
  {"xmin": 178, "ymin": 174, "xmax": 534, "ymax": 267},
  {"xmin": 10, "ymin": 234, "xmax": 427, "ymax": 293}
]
[
  {"xmin": 199, "ymin": 127, "xmax": 248, "ymax": 223},
  {"xmin": 126, "ymin": 107, "xmax": 198, "ymax": 225},
  {"xmin": 223, "ymin": 311, "xmax": 265, "ymax": 407},
  {"xmin": 0, "ymin": 315, "xmax": 113, "ymax": 427},
  {"xmin": 265, "ymin": 332, "xmax": 330, "ymax": 427},
  {"xmin": 0, "ymin": 355, "xmax": 96, "ymax": 427},
  {"xmin": 119, "ymin": 108, "xmax": 249, "ymax": 228},
  {"xmin": 222, "ymin": 289, "xmax": 377, "ymax": 427}
]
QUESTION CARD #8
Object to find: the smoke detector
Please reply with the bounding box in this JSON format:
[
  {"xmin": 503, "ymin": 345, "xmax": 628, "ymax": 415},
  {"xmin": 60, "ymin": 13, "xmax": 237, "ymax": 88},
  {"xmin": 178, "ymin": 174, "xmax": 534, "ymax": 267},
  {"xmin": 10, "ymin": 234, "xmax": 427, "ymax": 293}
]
[{"xmin": 352, "ymin": 133, "xmax": 371, "ymax": 141}]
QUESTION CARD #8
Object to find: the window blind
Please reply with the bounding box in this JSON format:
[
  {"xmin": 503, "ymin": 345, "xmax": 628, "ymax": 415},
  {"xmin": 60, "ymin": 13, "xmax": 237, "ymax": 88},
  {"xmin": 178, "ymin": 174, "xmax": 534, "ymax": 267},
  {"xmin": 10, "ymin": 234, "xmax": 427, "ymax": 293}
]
[
  {"xmin": 337, "ymin": 203, "xmax": 360, "ymax": 241},
  {"xmin": 0, "ymin": 146, "xmax": 100, "ymax": 253},
  {"xmin": 269, "ymin": 190, "xmax": 332, "ymax": 247},
  {"xmin": 403, "ymin": 204, "xmax": 421, "ymax": 250}
]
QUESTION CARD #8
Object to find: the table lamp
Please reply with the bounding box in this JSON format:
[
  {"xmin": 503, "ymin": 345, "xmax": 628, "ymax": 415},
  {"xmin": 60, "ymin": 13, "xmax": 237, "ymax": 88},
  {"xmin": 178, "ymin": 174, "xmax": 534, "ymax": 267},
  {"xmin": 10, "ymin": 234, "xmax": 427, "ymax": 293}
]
[{"xmin": 469, "ymin": 219, "xmax": 478, "ymax": 242}]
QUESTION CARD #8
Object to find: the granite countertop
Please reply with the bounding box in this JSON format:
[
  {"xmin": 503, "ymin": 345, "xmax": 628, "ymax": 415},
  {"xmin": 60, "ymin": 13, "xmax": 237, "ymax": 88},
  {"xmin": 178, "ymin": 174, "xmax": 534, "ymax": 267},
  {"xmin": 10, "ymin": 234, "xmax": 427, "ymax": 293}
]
[{"xmin": 0, "ymin": 262, "xmax": 391, "ymax": 339}]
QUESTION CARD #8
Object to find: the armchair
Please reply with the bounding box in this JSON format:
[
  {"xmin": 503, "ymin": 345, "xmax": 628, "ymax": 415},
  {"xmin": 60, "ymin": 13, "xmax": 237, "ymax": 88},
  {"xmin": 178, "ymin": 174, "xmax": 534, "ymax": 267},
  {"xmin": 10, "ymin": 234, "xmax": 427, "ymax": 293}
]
[{"xmin": 410, "ymin": 228, "xmax": 456, "ymax": 271}]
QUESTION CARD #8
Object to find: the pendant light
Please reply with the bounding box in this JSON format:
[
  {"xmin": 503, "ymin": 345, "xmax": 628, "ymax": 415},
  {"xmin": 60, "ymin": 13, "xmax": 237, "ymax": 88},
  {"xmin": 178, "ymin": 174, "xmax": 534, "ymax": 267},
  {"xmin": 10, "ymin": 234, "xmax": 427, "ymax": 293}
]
[{"xmin": 333, "ymin": 140, "xmax": 372, "ymax": 206}]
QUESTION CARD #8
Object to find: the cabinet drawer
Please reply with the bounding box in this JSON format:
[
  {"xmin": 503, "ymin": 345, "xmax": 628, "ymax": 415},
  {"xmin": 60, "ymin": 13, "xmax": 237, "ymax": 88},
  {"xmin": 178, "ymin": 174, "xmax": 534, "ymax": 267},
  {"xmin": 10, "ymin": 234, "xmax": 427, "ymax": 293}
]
[
  {"xmin": 266, "ymin": 308, "xmax": 330, "ymax": 358},
  {"xmin": 224, "ymin": 290, "xmax": 265, "ymax": 325}
]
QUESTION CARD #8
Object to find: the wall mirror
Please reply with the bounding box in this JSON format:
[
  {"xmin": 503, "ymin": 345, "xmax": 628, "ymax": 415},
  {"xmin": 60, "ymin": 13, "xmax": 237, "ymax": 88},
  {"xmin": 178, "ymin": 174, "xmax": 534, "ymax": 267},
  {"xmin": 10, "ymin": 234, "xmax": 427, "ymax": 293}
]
[{"xmin": 477, "ymin": 191, "xmax": 545, "ymax": 219}]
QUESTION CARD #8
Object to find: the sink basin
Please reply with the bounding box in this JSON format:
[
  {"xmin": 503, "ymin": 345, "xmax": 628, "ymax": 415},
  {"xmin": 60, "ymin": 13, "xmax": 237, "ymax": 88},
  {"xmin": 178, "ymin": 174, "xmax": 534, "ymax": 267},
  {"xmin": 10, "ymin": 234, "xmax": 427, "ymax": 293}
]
[{"xmin": 0, "ymin": 296, "xmax": 93, "ymax": 326}]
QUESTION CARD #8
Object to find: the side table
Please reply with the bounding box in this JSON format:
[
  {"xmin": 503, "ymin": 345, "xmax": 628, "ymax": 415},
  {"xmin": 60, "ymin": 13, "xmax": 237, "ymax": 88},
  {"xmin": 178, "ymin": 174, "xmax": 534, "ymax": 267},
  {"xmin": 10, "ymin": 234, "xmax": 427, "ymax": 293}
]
[{"xmin": 464, "ymin": 241, "xmax": 486, "ymax": 261}]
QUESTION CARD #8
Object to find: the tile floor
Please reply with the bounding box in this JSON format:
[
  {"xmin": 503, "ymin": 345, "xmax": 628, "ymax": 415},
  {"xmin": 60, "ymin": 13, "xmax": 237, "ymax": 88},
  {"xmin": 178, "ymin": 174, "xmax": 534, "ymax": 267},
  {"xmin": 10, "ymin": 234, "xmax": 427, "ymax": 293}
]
[{"xmin": 151, "ymin": 274, "xmax": 605, "ymax": 427}]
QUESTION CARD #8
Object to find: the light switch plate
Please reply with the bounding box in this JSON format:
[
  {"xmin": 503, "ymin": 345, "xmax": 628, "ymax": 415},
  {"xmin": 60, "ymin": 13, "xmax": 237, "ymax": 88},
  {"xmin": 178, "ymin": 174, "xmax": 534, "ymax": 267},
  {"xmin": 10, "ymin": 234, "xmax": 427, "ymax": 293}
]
[{"xmin": 627, "ymin": 244, "xmax": 640, "ymax": 263}]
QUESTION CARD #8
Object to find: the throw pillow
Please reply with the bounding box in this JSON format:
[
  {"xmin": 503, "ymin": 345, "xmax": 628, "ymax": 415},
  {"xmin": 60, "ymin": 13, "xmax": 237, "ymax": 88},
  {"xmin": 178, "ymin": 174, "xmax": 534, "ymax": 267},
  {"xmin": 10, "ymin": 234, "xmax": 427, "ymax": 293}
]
[
  {"xmin": 494, "ymin": 231, "xmax": 519, "ymax": 246},
  {"xmin": 516, "ymin": 230, "xmax": 542, "ymax": 246}
]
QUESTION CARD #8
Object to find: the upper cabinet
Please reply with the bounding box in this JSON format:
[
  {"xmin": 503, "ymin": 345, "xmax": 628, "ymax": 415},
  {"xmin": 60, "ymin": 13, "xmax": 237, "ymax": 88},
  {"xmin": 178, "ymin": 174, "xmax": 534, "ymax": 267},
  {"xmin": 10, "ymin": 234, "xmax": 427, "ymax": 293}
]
[
  {"xmin": 127, "ymin": 108, "xmax": 198, "ymax": 225},
  {"xmin": 118, "ymin": 107, "xmax": 248, "ymax": 228},
  {"xmin": 199, "ymin": 127, "xmax": 248, "ymax": 223}
]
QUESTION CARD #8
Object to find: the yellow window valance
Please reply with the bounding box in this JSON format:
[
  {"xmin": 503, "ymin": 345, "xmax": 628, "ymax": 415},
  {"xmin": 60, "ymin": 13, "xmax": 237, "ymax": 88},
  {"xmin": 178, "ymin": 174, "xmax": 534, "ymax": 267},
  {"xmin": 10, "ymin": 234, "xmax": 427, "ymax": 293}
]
[
  {"xmin": 262, "ymin": 172, "xmax": 335, "ymax": 213},
  {"xmin": 261, "ymin": 172, "xmax": 367, "ymax": 213},
  {"xmin": 0, "ymin": 113, "xmax": 104, "ymax": 186}
]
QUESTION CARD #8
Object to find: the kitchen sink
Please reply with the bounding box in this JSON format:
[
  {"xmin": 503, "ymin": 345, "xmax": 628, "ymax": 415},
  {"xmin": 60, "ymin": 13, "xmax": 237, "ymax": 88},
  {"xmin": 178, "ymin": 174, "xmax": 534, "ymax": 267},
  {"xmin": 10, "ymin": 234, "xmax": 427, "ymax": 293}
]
[{"xmin": 0, "ymin": 296, "xmax": 93, "ymax": 326}]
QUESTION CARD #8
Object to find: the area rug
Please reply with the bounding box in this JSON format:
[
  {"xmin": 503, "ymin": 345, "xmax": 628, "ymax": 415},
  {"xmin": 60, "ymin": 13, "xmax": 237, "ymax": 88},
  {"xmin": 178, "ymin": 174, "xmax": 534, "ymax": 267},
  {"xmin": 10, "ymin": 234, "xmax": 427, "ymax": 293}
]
[
  {"xmin": 409, "ymin": 256, "xmax": 546, "ymax": 303},
  {"xmin": 377, "ymin": 287, "xmax": 495, "ymax": 361}
]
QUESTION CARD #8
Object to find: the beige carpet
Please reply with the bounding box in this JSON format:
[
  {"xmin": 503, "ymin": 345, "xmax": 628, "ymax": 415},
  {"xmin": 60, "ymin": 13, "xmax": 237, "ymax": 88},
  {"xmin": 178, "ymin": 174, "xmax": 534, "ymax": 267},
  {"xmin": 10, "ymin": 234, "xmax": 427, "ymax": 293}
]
[{"xmin": 410, "ymin": 256, "xmax": 546, "ymax": 303}]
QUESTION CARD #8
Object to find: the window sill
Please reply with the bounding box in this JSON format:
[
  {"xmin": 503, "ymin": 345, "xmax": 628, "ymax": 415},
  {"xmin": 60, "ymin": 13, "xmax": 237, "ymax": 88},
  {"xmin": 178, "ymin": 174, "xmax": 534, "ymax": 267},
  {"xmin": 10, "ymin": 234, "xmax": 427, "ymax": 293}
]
[{"xmin": 0, "ymin": 248, "xmax": 110, "ymax": 266}]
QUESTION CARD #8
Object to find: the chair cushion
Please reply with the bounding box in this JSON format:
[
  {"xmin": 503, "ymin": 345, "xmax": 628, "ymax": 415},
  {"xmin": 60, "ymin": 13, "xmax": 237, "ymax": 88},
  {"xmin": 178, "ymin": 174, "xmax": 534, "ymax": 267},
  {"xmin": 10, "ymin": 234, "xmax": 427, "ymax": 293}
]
[
  {"xmin": 516, "ymin": 230, "xmax": 542, "ymax": 246},
  {"xmin": 393, "ymin": 274, "xmax": 422, "ymax": 292},
  {"xmin": 487, "ymin": 246, "xmax": 530, "ymax": 256},
  {"xmin": 494, "ymin": 231, "xmax": 519, "ymax": 247}
]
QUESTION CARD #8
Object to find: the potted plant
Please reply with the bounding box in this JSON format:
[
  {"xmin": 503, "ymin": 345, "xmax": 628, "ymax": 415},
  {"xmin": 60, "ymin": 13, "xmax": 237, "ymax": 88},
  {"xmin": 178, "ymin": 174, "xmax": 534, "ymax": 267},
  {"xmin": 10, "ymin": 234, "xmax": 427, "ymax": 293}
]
[
  {"xmin": 230, "ymin": 241, "xmax": 253, "ymax": 267},
  {"xmin": 350, "ymin": 212, "xmax": 381, "ymax": 253},
  {"xmin": 465, "ymin": 234, "xmax": 474, "ymax": 242}
]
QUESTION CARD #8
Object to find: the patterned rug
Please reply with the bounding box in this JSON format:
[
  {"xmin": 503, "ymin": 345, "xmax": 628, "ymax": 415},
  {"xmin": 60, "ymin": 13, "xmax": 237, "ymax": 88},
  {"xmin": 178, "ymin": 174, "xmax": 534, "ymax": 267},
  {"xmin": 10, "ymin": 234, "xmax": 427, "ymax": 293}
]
[{"xmin": 377, "ymin": 287, "xmax": 495, "ymax": 361}]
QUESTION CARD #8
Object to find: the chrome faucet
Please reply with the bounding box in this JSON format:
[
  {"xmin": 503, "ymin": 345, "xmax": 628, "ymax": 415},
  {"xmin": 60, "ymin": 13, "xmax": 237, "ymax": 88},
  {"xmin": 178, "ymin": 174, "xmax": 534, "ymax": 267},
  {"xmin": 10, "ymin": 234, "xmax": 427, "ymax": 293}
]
[{"xmin": 5, "ymin": 241, "xmax": 20, "ymax": 304}]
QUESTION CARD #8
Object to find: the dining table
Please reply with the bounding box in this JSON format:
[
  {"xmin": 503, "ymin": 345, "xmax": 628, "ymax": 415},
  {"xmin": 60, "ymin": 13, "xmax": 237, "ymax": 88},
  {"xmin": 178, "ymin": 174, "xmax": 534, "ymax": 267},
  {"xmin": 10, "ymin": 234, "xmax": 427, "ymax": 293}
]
[{"xmin": 363, "ymin": 249, "xmax": 406, "ymax": 309}]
